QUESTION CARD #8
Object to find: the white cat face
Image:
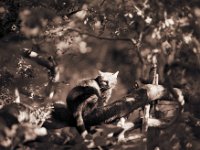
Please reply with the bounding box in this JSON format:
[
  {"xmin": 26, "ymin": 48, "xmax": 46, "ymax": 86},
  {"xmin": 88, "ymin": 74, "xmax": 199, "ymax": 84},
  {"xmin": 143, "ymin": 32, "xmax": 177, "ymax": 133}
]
[{"xmin": 98, "ymin": 71, "xmax": 119, "ymax": 89}]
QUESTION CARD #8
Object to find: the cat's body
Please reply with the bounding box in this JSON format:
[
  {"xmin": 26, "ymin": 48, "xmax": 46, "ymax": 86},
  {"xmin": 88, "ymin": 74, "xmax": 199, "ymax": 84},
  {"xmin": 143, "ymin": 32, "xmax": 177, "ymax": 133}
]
[{"xmin": 66, "ymin": 71, "xmax": 119, "ymax": 137}]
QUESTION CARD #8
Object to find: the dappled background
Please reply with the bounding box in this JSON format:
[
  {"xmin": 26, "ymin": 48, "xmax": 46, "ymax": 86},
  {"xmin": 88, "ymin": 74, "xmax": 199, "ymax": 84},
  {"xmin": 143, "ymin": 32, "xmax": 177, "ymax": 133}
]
[{"xmin": 0, "ymin": 0, "xmax": 200, "ymax": 149}]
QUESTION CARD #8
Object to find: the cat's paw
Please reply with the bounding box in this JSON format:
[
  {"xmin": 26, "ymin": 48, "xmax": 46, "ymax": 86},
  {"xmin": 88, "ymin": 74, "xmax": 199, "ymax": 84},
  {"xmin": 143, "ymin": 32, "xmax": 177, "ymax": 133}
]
[{"xmin": 81, "ymin": 130, "xmax": 88, "ymax": 139}]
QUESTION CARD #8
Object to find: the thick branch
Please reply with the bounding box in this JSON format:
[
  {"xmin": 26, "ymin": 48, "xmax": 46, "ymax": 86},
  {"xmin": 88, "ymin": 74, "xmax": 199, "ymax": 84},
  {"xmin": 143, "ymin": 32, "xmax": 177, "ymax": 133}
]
[
  {"xmin": 47, "ymin": 84, "xmax": 183, "ymax": 129},
  {"xmin": 84, "ymin": 88, "xmax": 148, "ymax": 126},
  {"xmin": 20, "ymin": 48, "xmax": 58, "ymax": 98},
  {"xmin": 21, "ymin": 49, "xmax": 56, "ymax": 73}
]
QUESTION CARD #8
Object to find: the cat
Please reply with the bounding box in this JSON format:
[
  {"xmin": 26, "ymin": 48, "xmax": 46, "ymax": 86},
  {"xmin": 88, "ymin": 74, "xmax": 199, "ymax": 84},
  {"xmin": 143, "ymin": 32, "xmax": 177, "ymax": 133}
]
[{"xmin": 66, "ymin": 71, "xmax": 119, "ymax": 137}]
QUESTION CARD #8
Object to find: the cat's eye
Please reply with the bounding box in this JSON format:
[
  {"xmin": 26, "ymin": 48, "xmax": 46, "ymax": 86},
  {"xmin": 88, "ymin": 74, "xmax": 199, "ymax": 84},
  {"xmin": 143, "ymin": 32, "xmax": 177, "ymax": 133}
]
[{"xmin": 102, "ymin": 81, "xmax": 108, "ymax": 85}]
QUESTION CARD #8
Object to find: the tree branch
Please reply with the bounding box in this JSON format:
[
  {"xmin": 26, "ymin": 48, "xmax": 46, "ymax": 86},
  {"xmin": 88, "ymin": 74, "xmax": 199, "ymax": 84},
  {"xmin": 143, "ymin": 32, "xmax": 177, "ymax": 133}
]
[
  {"xmin": 67, "ymin": 28, "xmax": 131, "ymax": 41},
  {"xmin": 21, "ymin": 48, "xmax": 57, "ymax": 79},
  {"xmin": 67, "ymin": 28, "xmax": 144, "ymax": 64},
  {"xmin": 20, "ymin": 48, "xmax": 58, "ymax": 99},
  {"xmin": 47, "ymin": 84, "xmax": 184, "ymax": 129}
]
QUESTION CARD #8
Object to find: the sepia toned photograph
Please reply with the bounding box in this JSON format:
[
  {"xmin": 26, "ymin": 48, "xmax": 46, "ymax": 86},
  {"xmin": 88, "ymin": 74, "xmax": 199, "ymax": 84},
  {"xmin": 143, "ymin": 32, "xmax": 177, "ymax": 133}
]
[{"xmin": 0, "ymin": 0, "xmax": 200, "ymax": 149}]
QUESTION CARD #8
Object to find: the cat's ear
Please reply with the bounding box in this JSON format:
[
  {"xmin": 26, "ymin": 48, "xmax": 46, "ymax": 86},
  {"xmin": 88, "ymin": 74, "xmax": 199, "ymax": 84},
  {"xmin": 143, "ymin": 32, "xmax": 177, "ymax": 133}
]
[
  {"xmin": 98, "ymin": 70, "xmax": 103, "ymax": 75},
  {"xmin": 114, "ymin": 71, "xmax": 119, "ymax": 77}
]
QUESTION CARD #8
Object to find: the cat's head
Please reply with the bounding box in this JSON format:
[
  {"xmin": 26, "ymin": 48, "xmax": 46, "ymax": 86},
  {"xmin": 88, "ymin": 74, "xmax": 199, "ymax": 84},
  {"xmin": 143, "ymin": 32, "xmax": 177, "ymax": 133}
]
[{"xmin": 97, "ymin": 71, "xmax": 119, "ymax": 90}]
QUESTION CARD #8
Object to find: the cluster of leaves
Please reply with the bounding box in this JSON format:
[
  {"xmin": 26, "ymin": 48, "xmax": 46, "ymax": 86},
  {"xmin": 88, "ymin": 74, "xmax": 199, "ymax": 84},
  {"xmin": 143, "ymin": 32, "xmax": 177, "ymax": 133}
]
[
  {"xmin": 1, "ymin": 0, "xmax": 199, "ymax": 72},
  {"xmin": 0, "ymin": 102, "xmax": 53, "ymax": 149}
]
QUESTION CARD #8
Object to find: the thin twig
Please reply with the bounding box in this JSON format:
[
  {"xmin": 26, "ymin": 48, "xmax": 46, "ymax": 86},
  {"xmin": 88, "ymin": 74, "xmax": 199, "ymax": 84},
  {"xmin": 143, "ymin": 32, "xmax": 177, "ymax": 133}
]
[
  {"xmin": 67, "ymin": 28, "xmax": 131, "ymax": 41},
  {"xmin": 99, "ymin": 0, "xmax": 106, "ymax": 6},
  {"xmin": 67, "ymin": 28, "xmax": 144, "ymax": 64},
  {"xmin": 130, "ymin": 36, "xmax": 144, "ymax": 64}
]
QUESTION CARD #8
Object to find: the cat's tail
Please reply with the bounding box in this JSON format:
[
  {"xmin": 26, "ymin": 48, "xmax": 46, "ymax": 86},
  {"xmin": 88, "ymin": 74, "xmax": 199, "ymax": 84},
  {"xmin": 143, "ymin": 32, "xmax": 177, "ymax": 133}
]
[{"xmin": 73, "ymin": 94, "xmax": 99, "ymax": 136}]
